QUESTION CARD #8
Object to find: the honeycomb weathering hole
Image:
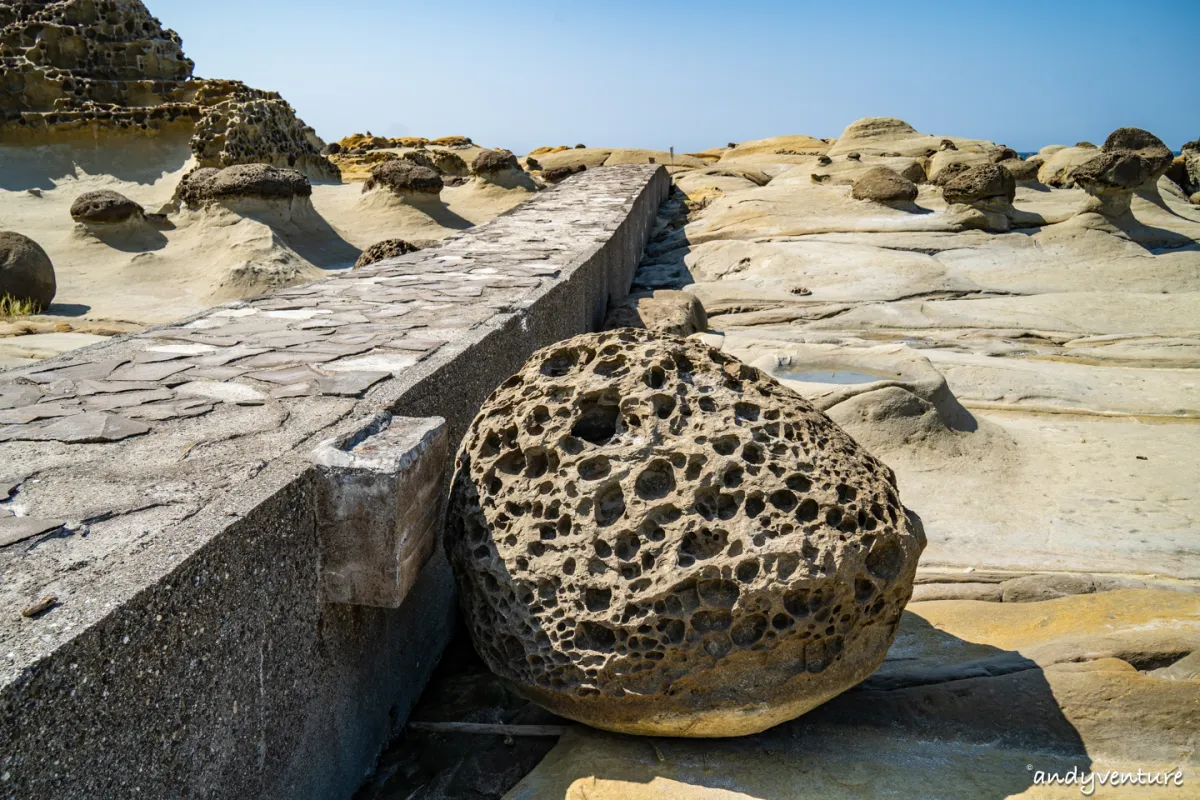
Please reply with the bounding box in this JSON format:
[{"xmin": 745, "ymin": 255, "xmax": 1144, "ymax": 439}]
[{"xmin": 446, "ymin": 328, "xmax": 925, "ymax": 737}]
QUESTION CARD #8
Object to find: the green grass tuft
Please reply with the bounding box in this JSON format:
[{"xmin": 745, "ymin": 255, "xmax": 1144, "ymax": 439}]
[{"xmin": 0, "ymin": 294, "xmax": 42, "ymax": 318}]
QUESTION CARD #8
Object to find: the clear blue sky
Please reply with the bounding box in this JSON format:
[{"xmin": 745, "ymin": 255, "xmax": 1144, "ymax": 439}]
[{"xmin": 153, "ymin": 0, "xmax": 1199, "ymax": 154}]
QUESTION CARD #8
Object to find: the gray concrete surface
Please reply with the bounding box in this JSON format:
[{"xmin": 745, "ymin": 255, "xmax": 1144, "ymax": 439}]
[{"xmin": 0, "ymin": 165, "xmax": 670, "ymax": 799}]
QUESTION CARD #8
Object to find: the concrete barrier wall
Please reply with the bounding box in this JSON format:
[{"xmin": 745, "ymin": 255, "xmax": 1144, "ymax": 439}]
[{"xmin": 0, "ymin": 165, "xmax": 669, "ymax": 799}]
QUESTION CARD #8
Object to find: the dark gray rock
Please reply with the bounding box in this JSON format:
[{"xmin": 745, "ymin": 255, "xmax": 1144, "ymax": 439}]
[
  {"xmin": 0, "ymin": 231, "xmax": 56, "ymax": 310},
  {"xmin": 180, "ymin": 164, "xmax": 312, "ymax": 206},
  {"xmin": 364, "ymin": 161, "xmax": 443, "ymax": 196},
  {"xmin": 69, "ymin": 190, "xmax": 145, "ymax": 224}
]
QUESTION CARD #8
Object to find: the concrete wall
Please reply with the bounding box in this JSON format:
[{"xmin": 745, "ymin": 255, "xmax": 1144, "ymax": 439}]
[{"xmin": 0, "ymin": 165, "xmax": 669, "ymax": 799}]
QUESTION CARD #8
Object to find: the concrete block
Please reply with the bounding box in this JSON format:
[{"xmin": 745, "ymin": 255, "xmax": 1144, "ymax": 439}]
[{"xmin": 312, "ymin": 413, "xmax": 448, "ymax": 607}]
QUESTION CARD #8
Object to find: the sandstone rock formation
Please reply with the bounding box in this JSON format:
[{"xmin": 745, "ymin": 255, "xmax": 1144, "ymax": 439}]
[
  {"xmin": 446, "ymin": 329, "xmax": 926, "ymax": 737},
  {"xmin": 426, "ymin": 149, "xmax": 469, "ymax": 177},
  {"xmin": 363, "ymin": 161, "xmax": 443, "ymax": 198},
  {"xmin": 941, "ymin": 163, "xmax": 1016, "ymax": 210},
  {"xmin": 354, "ymin": 238, "xmax": 422, "ymax": 269},
  {"xmin": 1071, "ymin": 127, "xmax": 1175, "ymax": 215},
  {"xmin": 472, "ymin": 149, "xmax": 520, "ymax": 175},
  {"xmin": 0, "ymin": 231, "xmax": 56, "ymax": 310},
  {"xmin": 69, "ymin": 190, "xmax": 144, "ymax": 224},
  {"xmin": 850, "ymin": 167, "xmax": 918, "ymax": 204},
  {"xmin": 603, "ymin": 290, "xmax": 708, "ymax": 337},
  {"xmin": 178, "ymin": 164, "xmax": 311, "ymax": 206},
  {"xmin": 0, "ymin": 0, "xmax": 337, "ymax": 180}
]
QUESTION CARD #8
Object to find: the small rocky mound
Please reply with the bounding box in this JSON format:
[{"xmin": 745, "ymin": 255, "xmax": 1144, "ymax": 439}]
[
  {"xmin": 363, "ymin": 161, "xmax": 443, "ymax": 197},
  {"xmin": 472, "ymin": 149, "xmax": 521, "ymax": 175},
  {"xmin": 432, "ymin": 135, "xmax": 473, "ymax": 148},
  {"xmin": 543, "ymin": 164, "xmax": 587, "ymax": 184},
  {"xmin": 427, "ymin": 149, "xmax": 469, "ymax": 177},
  {"xmin": 850, "ymin": 167, "xmax": 918, "ymax": 204},
  {"xmin": 1071, "ymin": 127, "xmax": 1175, "ymax": 215},
  {"xmin": 446, "ymin": 329, "xmax": 925, "ymax": 737},
  {"xmin": 400, "ymin": 150, "xmax": 438, "ymax": 171},
  {"xmin": 0, "ymin": 231, "xmax": 56, "ymax": 311},
  {"xmin": 603, "ymin": 291, "xmax": 708, "ymax": 337},
  {"xmin": 69, "ymin": 190, "xmax": 145, "ymax": 224},
  {"xmin": 179, "ymin": 164, "xmax": 311, "ymax": 206},
  {"xmin": 525, "ymin": 156, "xmax": 542, "ymax": 171},
  {"xmin": 998, "ymin": 156, "xmax": 1041, "ymax": 182},
  {"xmin": 354, "ymin": 238, "xmax": 422, "ymax": 269},
  {"xmin": 941, "ymin": 163, "xmax": 1016, "ymax": 209}
]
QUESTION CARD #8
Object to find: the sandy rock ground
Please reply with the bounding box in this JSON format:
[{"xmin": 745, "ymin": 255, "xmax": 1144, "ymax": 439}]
[
  {"xmin": 0, "ymin": 138, "xmax": 533, "ymax": 367},
  {"xmin": 489, "ymin": 125, "xmax": 1200, "ymax": 799}
]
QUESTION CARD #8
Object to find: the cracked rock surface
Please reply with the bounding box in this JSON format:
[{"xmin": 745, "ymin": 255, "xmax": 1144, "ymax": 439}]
[{"xmin": 447, "ymin": 329, "xmax": 925, "ymax": 736}]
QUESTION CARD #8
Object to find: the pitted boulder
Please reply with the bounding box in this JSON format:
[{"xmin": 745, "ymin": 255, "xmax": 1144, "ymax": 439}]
[
  {"xmin": 179, "ymin": 164, "xmax": 311, "ymax": 206},
  {"xmin": 1072, "ymin": 127, "xmax": 1175, "ymax": 216},
  {"xmin": 446, "ymin": 329, "xmax": 926, "ymax": 737},
  {"xmin": 472, "ymin": 149, "xmax": 521, "ymax": 175},
  {"xmin": 941, "ymin": 163, "xmax": 1016, "ymax": 209},
  {"xmin": 69, "ymin": 190, "xmax": 145, "ymax": 224},
  {"xmin": 354, "ymin": 238, "xmax": 423, "ymax": 269},
  {"xmin": 850, "ymin": 167, "xmax": 918, "ymax": 204},
  {"xmin": 0, "ymin": 231, "xmax": 56, "ymax": 310},
  {"xmin": 363, "ymin": 161, "xmax": 443, "ymax": 197}
]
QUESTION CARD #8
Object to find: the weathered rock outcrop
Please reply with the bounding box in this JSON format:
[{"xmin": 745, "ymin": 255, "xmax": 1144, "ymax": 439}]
[
  {"xmin": 603, "ymin": 291, "xmax": 708, "ymax": 337},
  {"xmin": 363, "ymin": 161, "xmax": 443, "ymax": 198},
  {"xmin": 1072, "ymin": 127, "xmax": 1175, "ymax": 216},
  {"xmin": 544, "ymin": 164, "xmax": 587, "ymax": 184},
  {"xmin": 0, "ymin": 231, "xmax": 56, "ymax": 310},
  {"xmin": 941, "ymin": 163, "xmax": 1016, "ymax": 210},
  {"xmin": 69, "ymin": 189, "xmax": 144, "ymax": 224},
  {"xmin": 850, "ymin": 167, "xmax": 918, "ymax": 204},
  {"xmin": 178, "ymin": 163, "xmax": 311, "ymax": 206},
  {"xmin": 0, "ymin": 0, "xmax": 338, "ymax": 181},
  {"xmin": 354, "ymin": 238, "xmax": 422, "ymax": 269},
  {"xmin": 472, "ymin": 149, "xmax": 520, "ymax": 175},
  {"xmin": 446, "ymin": 329, "xmax": 925, "ymax": 737}
]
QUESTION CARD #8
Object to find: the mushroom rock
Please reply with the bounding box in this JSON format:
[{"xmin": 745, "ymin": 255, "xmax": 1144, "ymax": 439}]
[
  {"xmin": 471, "ymin": 149, "xmax": 538, "ymax": 190},
  {"xmin": 850, "ymin": 167, "xmax": 919, "ymax": 205},
  {"xmin": 69, "ymin": 190, "xmax": 145, "ymax": 225},
  {"xmin": 362, "ymin": 161, "xmax": 443, "ymax": 201},
  {"xmin": 446, "ymin": 329, "xmax": 926, "ymax": 737},
  {"xmin": 0, "ymin": 231, "xmax": 57, "ymax": 311},
  {"xmin": 941, "ymin": 163, "xmax": 1016, "ymax": 210},
  {"xmin": 1071, "ymin": 128, "xmax": 1176, "ymax": 216}
]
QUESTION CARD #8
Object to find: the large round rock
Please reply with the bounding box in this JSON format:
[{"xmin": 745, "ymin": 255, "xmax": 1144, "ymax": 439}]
[
  {"xmin": 447, "ymin": 329, "xmax": 926, "ymax": 737},
  {"xmin": 0, "ymin": 231, "xmax": 56, "ymax": 310}
]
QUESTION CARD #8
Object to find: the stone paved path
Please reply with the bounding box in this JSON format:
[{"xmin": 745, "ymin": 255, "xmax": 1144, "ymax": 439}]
[{"xmin": 0, "ymin": 165, "xmax": 663, "ymax": 680}]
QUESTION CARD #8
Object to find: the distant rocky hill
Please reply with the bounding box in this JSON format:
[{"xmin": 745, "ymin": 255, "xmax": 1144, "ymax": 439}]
[{"xmin": 0, "ymin": 0, "xmax": 338, "ymax": 180}]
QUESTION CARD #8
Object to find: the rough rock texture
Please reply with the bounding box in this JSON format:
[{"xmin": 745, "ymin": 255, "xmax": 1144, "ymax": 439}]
[
  {"xmin": 544, "ymin": 164, "xmax": 587, "ymax": 184},
  {"xmin": 931, "ymin": 161, "xmax": 970, "ymax": 187},
  {"xmin": 998, "ymin": 156, "xmax": 1041, "ymax": 182},
  {"xmin": 363, "ymin": 161, "xmax": 443, "ymax": 197},
  {"xmin": 1072, "ymin": 127, "xmax": 1175, "ymax": 216},
  {"xmin": 941, "ymin": 163, "xmax": 1016, "ymax": 209},
  {"xmin": 69, "ymin": 189, "xmax": 144, "ymax": 224},
  {"xmin": 850, "ymin": 167, "xmax": 918, "ymax": 204},
  {"xmin": 446, "ymin": 329, "xmax": 926, "ymax": 737},
  {"xmin": 354, "ymin": 238, "xmax": 422, "ymax": 269},
  {"xmin": 472, "ymin": 149, "xmax": 520, "ymax": 175},
  {"xmin": 0, "ymin": 231, "xmax": 56, "ymax": 310},
  {"xmin": 603, "ymin": 291, "xmax": 708, "ymax": 337},
  {"xmin": 178, "ymin": 163, "xmax": 311, "ymax": 206},
  {"xmin": 0, "ymin": 0, "xmax": 338, "ymax": 180},
  {"xmin": 427, "ymin": 149, "xmax": 469, "ymax": 177}
]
